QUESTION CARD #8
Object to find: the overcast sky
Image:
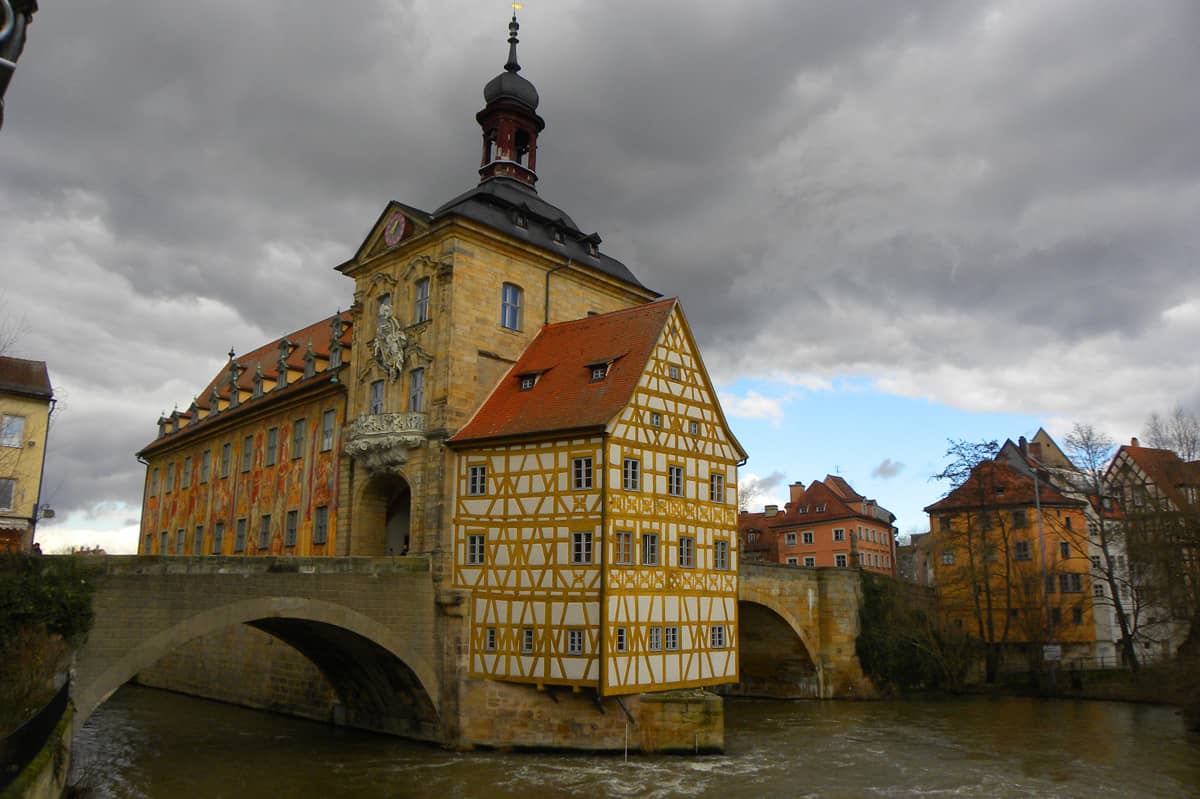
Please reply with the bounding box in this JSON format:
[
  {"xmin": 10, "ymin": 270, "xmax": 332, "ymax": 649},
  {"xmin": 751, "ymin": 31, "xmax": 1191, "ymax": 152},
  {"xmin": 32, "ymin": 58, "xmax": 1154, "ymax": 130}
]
[{"xmin": 4, "ymin": 1, "xmax": 1198, "ymax": 550}]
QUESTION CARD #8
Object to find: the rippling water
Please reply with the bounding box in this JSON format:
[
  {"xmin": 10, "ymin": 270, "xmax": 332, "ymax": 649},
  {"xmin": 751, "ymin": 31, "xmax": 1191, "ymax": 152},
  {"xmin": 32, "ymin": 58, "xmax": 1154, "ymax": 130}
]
[{"xmin": 72, "ymin": 686, "xmax": 1200, "ymax": 798}]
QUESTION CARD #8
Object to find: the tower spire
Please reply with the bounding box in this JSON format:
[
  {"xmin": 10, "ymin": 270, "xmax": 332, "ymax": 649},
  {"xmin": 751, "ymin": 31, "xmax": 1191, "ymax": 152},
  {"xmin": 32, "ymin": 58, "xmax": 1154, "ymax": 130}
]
[{"xmin": 505, "ymin": 7, "xmax": 521, "ymax": 73}]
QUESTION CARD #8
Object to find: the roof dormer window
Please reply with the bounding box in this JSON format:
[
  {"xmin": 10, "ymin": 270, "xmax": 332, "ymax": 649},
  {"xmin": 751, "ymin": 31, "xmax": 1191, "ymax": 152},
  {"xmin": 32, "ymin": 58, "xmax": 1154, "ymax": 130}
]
[
  {"xmin": 590, "ymin": 364, "xmax": 608, "ymax": 382},
  {"xmin": 519, "ymin": 374, "xmax": 538, "ymax": 391}
]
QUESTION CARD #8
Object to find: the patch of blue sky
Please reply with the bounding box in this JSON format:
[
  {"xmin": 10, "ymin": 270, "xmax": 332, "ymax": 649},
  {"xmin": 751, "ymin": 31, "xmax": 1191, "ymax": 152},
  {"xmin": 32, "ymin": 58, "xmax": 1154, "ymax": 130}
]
[{"xmin": 719, "ymin": 377, "xmax": 1043, "ymax": 539}]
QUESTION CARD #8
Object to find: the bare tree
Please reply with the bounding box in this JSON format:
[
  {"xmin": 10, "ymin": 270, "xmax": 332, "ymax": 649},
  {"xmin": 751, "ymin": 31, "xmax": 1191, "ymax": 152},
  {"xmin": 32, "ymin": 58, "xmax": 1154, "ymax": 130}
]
[
  {"xmin": 1144, "ymin": 406, "xmax": 1200, "ymax": 461},
  {"xmin": 1062, "ymin": 423, "xmax": 1145, "ymax": 670}
]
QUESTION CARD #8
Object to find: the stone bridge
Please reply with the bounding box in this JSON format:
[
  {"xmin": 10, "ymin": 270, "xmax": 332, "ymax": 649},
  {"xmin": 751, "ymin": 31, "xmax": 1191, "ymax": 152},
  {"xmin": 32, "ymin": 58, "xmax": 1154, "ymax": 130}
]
[{"xmin": 72, "ymin": 557, "xmax": 872, "ymax": 746}]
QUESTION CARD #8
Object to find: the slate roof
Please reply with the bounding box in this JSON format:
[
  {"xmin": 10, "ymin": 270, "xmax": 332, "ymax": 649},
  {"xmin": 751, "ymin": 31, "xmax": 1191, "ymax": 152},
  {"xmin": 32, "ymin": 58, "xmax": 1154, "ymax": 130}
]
[
  {"xmin": 0, "ymin": 356, "xmax": 52, "ymax": 400},
  {"xmin": 448, "ymin": 298, "xmax": 677, "ymax": 444},
  {"xmin": 432, "ymin": 177, "xmax": 653, "ymax": 293},
  {"xmin": 925, "ymin": 460, "xmax": 1084, "ymax": 513}
]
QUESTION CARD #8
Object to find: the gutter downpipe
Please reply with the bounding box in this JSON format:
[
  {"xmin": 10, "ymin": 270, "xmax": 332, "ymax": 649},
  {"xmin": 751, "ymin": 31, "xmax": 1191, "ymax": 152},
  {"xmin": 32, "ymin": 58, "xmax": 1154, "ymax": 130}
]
[
  {"xmin": 544, "ymin": 259, "xmax": 572, "ymax": 325},
  {"xmin": 598, "ymin": 429, "xmax": 608, "ymax": 700}
]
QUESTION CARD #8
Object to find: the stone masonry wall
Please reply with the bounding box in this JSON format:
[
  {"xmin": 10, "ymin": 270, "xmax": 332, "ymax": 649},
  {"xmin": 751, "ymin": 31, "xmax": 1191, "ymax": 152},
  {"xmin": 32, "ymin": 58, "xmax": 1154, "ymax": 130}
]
[{"xmin": 134, "ymin": 624, "xmax": 337, "ymax": 722}]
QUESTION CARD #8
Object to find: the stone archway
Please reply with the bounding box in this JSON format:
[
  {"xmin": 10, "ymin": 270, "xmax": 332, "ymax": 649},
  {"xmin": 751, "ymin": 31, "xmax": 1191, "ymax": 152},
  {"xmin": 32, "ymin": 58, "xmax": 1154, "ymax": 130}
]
[
  {"xmin": 73, "ymin": 596, "xmax": 442, "ymax": 741},
  {"xmin": 352, "ymin": 472, "xmax": 412, "ymax": 556},
  {"xmin": 729, "ymin": 600, "xmax": 822, "ymax": 698}
]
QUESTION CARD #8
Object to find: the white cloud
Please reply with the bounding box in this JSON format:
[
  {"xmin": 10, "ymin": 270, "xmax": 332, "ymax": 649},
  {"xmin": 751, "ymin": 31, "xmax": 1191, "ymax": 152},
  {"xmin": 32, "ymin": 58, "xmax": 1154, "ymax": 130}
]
[{"xmin": 718, "ymin": 390, "xmax": 787, "ymax": 425}]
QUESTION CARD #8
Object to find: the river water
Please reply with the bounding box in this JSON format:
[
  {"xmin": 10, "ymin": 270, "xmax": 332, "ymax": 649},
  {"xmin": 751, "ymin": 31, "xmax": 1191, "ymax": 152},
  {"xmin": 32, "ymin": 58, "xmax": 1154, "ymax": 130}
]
[{"xmin": 72, "ymin": 685, "xmax": 1199, "ymax": 798}]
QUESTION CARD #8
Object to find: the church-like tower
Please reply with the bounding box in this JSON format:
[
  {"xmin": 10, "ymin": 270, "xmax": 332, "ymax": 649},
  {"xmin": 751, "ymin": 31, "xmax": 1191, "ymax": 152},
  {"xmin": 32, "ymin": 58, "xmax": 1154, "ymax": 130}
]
[{"xmin": 476, "ymin": 13, "xmax": 545, "ymax": 188}]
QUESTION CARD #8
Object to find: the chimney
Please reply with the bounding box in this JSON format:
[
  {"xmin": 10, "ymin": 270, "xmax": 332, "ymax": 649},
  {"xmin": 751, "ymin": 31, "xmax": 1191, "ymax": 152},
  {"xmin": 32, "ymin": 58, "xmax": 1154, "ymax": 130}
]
[
  {"xmin": 789, "ymin": 482, "xmax": 805, "ymax": 505},
  {"xmin": 1019, "ymin": 436, "xmax": 1028, "ymax": 454},
  {"xmin": 764, "ymin": 505, "xmax": 778, "ymax": 518},
  {"xmin": 1131, "ymin": 437, "xmax": 1140, "ymax": 447},
  {"xmin": 1029, "ymin": 442, "xmax": 1043, "ymax": 460}
]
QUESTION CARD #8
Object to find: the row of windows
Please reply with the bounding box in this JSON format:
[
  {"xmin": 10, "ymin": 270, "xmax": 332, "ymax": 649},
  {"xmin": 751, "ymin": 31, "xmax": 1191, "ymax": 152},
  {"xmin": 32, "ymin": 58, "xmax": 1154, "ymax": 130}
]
[
  {"xmin": 938, "ymin": 509, "xmax": 1077, "ymax": 532},
  {"xmin": 368, "ymin": 369, "xmax": 425, "ymax": 414},
  {"xmin": 0, "ymin": 414, "xmax": 25, "ymax": 448},
  {"xmin": 857, "ymin": 551, "xmax": 891, "ymax": 569},
  {"xmin": 648, "ymin": 412, "xmax": 702, "ymax": 437},
  {"xmin": 148, "ymin": 506, "xmax": 330, "ymax": 554},
  {"xmin": 466, "ymin": 531, "xmax": 732, "ymax": 570},
  {"xmin": 150, "ymin": 410, "xmax": 337, "ymax": 495},
  {"xmin": 466, "ymin": 460, "xmax": 728, "ymax": 502},
  {"xmin": 786, "ymin": 554, "xmax": 849, "ymax": 568},
  {"xmin": 483, "ymin": 623, "xmax": 728, "ymax": 654}
]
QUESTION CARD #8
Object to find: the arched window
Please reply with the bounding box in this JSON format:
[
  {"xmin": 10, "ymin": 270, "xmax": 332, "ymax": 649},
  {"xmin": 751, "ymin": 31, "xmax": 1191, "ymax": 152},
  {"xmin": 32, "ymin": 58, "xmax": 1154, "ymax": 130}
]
[{"xmin": 501, "ymin": 283, "xmax": 523, "ymax": 330}]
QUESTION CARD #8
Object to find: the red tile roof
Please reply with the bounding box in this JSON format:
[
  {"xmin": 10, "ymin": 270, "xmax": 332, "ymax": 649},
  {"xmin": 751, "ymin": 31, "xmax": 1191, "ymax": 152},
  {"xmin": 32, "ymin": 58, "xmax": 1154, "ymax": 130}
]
[
  {"xmin": 449, "ymin": 299, "xmax": 677, "ymax": 444},
  {"xmin": 1115, "ymin": 444, "xmax": 1200, "ymax": 508},
  {"xmin": 925, "ymin": 460, "xmax": 1083, "ymax": 513},
  {"xmin": 0, "ymin": 356, "xmax": 52, "ymax": 400}
]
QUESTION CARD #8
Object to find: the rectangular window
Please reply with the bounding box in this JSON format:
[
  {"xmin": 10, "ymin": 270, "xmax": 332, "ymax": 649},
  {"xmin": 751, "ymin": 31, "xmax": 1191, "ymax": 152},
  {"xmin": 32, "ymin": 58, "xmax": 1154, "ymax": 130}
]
[
  {"xmin": 0, "ymin": 415, "xmax": 24, "ymax": 447},
  {"xmin": 285, "ymin": 510, "xmax": 298, "ymax": 547},
  {"xmin": 942, "ymin": 550, "xmax": 955, "ymax": 565},
  {"xmin": 165, "ymin": 463, "xmax": 175, "ymax": 493},
  {"xmin": 234, "ymin": 518, "xmax": 247, "ymax": 553},
  {"xmin": 714, "ymin": 540, "xmax": 730, "ymax": 570},
  {"xmin": 689, "ymin": 420, "xmax": 700, "ymax": 435},
  {"xmin": 939, "ymin": 515, "xmax": 952, "ymax": 532},
  {"xmin": 615, "ymin": 627, "xmax": 627, "ymax": 653},
  {"xmin": 803, "ymin": 556, "xmax": 816, "ymax": 567},
  {"xmin": 567, "ymin": 629, "xmax": 584, "ymax": 655},
  {"xmin": 622, "ymin": 458, "xmax": 640, "ymax": 491},
  {"xmin": 1051, "ymin": 607, "xmax": 1062, "ymax": 627},
  {"xmin": 413, "ymin": 277, "xmax": 431, "ymax": 323},
  {"xmin": 1073, "ymin": 607, "xmax": 1084, "ymax": 625},
  {"xmin": 590, "ymin": 364, "xmax": 608, "ymax": 382},
  {"xmin": 679, "ymin": 536, "xmax": 695, "ymax": 568},
  {"xmin": 485, "ymin": 627, "xmax": 497, "ymax": 651},
  {"xmin": 1091, "ymin": 555, "xmax": 1102, "ymax": 569},
  {"xmin": 668, "ymin": 465, "xmax": 683, "ymax": 497},
  {"xmin": 468, "ymin": 465, "xmax": 487, "ymax": 496},
  {"xmin": 668, "ymin": 364, "xmax": 680, "ymax": 380},
  {"xmin": 1094, "ymin": 583, "xmax": 1105, "ymax": 598},
  {"xmin": 313, "ymin": 506, "xmax": 329, "ymax": 544},
  {"xmin": 651, "ymin": 412, "xmax": 663, "ymax": 428},
  {"xmin": 522, "ymin": 627, "xmax": 534, "ymax": 654},
  {"xmin": 409, "ymin": 368, "xmax": 425, "ymax": 413},
  {"xmin": 642, "ymin": 533, "xmax": 659, "ymax": 566},
  {"xmin": 1059, "ymin": 541, "xmax": 1070, "ymax": 560},
  {"xmin": 220, "ymin": 443, "xmax": 231, "ymax": 477},
  {"xmin": 1059, "ymin": 573, "xmax": 1083, "ymax": 593},
  {"xmin": 321, "ymin": 410, "xmax": 336, "ymax": 451},
  {"xmin": 711, "ymin": 625, "xmax": 726, "ymax": 649},
  {"xmin": 467, "ymin": 533, "xmax": 486, "ymax": 565},
  {"xmin": 1014, "ymin": 541, "xmax": 1032, "ymax": 561},
  {"xmin": 182, "ymin": 457, "xmax": 192, "ymax": 488},
  {"xmin": 292, "ymin": 419, "xmax": 306, "ymax": 460},
  {"xmin": 785, "ymin": 532, "xmax": 797, "ymax": 546},
  {"xmin": 159, "ymin": 531, "xmax": 168, "ymax": 553},
  {"xmin": 175, "ymin": 529, "xmax": 185, "ymax": 554},
  {"xmin": 150, "ymin": 468, "xmax": 159, "ymax": 496},
  {"xmin": 501, "ymin": 282, "xmax": 523, "ymax": 330},
  {"xmin": 835, "ymin": 554, "xmax": 847, "ymax": 567},
  {"xmin": 802, "ymin": 530, "xmax": 814, "ymax": 545},
  {"xmin": 200, "ymin": 450, "xmax": 211, "ymax": 483},
  {"xmin": 664, "ymin": 626, "xmax": 679, "ymax": 651},
  {"xmin": 833, "ymin": 528, "xmax": 845, "ymax": 542},
  {"xmin": 572, "ymin": 531, "xmax": 593, "ymax": 564},
  {"xmin": 1012, "ymin": 509, "xmax": 1027, "ymax": 527},
  {"xmin": 212, "ymin": 522, "xmax": 224, "ymax": 554},
  {"xmin": 259, "ymin": 514, "xmax": 271, "ymax": 549},
  {"xmin": 1046, "ymin": 575, "xmax": 1056, "ymax": 594},
  {"xmin": 786, "ymin": 557, "xmax": 799, "ymax": 565},
  {"xmin": 615, "ymin": 531, "xmax": 633, "ymax": 565},
  {"xmin": 648, "ymin": 626, "xmax": 662, "ymax": 652},
  {"xmin": 193, "ymin": 526, "xmax": 203, "ymax": 555},
  {"xmin": 572, "ymin": 457, "xmax": 593, "ymax": 490},
  {"xmin": 241, "ymin": 436, "xmax": 253, "ymax": 472},
  {"xmin": 519, "ymin": 374, "xmax": 537, "ymax": 391},
  {"xmin": 709, "ymin": 473, "xmax": 724, "ymax": 503},
  {"xmin": 369, "ymin": 380, "xmax": 385, "ymax": 415},
  {"xmin": 265, "ymin": 428, "xmax": 278, "ymax": 466}
]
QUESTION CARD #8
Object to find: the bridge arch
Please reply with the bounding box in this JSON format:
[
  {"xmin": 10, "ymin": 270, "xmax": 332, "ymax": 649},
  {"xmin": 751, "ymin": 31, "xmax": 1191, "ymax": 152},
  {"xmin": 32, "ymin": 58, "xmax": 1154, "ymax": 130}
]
[
  {"xmin": 74, "ymin": 596, "xmax": 441, "ymax": 740},
  {"xmin": 735, "ymin": 583, "xmax": 825, "ymax": 698}
]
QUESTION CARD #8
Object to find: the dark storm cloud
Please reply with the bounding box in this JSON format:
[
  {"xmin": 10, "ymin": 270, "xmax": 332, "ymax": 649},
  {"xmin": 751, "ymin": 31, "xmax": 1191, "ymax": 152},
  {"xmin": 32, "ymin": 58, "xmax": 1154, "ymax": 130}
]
[{"xmin": 4, "ymin": 0, "xmax": 1199, "ymax": 527}]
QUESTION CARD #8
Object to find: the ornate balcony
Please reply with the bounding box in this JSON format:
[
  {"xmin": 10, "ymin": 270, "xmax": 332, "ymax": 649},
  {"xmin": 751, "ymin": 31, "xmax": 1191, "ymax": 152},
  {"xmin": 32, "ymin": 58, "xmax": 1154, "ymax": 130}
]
[{"xmin": 344, "ymin": 412, "xmax": 427, "ymax": 473}]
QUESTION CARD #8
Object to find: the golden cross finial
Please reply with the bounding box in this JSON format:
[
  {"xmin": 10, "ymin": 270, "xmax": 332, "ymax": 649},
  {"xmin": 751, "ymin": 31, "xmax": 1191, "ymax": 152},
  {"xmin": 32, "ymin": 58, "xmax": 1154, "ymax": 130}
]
[{"xmin": 512, "ymin": 2, "xmax": 523, "ymax": 11}]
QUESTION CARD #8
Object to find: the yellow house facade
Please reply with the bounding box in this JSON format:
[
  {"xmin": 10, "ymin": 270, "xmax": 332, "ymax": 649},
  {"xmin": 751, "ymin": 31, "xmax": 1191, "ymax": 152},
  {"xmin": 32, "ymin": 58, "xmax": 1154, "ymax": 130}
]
[
  {"xmin": 0, "ymin": 356, "xmax": 54, "ymax": 552},
  {"xmin": 449, "ymin": 300, "xmax": 745, "ymax": 695}
]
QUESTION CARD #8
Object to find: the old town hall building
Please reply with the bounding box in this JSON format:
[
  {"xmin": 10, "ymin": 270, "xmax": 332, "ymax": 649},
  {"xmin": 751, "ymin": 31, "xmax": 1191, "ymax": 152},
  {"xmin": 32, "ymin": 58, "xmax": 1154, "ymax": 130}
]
[{"xmin": 138, "ymin": 15, "xmax": 745, "ymax": 704}]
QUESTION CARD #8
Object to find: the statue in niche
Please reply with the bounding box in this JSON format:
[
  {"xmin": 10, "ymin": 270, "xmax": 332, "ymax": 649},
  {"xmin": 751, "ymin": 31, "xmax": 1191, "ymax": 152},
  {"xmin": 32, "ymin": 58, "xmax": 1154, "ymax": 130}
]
[{"xmin": 372, "ymin": 301, "xmax": 407, "ymax": 380}]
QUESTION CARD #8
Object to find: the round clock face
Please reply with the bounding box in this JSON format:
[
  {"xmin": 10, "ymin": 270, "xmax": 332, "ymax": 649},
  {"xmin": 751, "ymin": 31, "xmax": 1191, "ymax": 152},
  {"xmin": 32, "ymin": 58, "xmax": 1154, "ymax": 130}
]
[{"xmin": 383, "ymin": 211, "xmax": 408, "ymax": 247}]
